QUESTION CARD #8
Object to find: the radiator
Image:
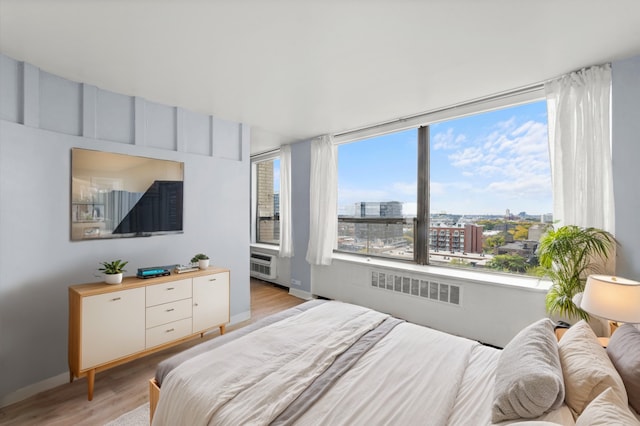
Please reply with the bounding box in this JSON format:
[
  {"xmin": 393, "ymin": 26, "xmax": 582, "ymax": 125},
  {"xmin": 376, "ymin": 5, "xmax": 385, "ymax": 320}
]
[{"xmin": 250, "ymin": 252, "xmax": 277, "ymax": 280}]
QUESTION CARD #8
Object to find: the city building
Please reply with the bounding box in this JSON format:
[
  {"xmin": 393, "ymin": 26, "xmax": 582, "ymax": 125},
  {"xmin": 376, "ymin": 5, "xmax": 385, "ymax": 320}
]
[
  {"xmin": 528, "ymin": 224, "xmax": 549, "ymax": 242},
  {"xmin": 497, "ymin": 240, "xmax": 539, "ymax": 261},
  {"xmin": 353, "ymin": 201, "xmax": 404, "ymax": 244},
  {"xmin": 257, "ymin": 161, "xmax": 279, "ymax": 243},
  {"xmin": 429, "ymin": 223, "xmax": 484, "ymax": 254}
]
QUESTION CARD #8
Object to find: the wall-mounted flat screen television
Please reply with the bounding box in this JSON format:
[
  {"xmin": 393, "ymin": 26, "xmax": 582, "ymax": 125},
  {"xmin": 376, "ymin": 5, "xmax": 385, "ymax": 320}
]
[{"xmin": 71, "ymin": 148, "xmax": 184, "ymax": 240}]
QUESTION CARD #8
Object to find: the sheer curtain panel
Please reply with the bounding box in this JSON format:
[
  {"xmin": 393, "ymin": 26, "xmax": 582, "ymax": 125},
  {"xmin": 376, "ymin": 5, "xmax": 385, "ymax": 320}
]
[
  {"xmin": 279, "ymin": 145, "xmax": 294, "ymax": 257},
  {"xmin": 306, "ymin": 135, "xmax": 338, "ymax": 266},
  {"xmin": 545, "ymin": 64, "xmax": 614, "ymax": 233}
]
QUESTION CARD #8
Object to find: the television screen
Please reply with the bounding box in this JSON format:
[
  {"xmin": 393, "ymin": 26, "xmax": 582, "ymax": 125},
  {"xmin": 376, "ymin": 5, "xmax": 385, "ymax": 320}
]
[
  {"xmin": 70, "ymin": 149, "xmax": 184, "ymax": 240},
  {"xmin": 113, "ymin": 181, "xmax": 183, "ymax": 235}
]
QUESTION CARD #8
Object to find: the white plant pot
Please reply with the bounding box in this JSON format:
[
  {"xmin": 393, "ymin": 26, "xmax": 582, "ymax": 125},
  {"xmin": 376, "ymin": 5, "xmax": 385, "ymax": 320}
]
[
  {"xmin": 198, "ymin": 259, "xmax": 210, "ymax": 269},
  {"xmin": 105, "ymin": 273, "xmax": 123, "ymax": 284}
]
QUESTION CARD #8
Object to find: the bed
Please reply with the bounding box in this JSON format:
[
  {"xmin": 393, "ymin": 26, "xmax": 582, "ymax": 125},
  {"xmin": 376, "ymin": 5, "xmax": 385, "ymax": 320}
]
[{"xmin": 149, "ymin": 299, "xmax": 640, "ymax": 425}]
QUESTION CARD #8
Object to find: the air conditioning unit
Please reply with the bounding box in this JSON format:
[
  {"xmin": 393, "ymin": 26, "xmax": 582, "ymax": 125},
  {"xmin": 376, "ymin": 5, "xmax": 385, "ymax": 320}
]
[{"xmin": 250, "ymin": 252, "xmax": 277, "ymax": 280}]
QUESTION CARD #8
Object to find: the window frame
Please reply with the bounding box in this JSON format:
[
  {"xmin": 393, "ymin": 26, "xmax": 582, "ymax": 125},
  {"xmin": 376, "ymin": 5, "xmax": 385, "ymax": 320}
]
[
  {"xmin": 251, "ymin": 151, "xmax": 280, "ymax": 246},
  {"xmin": 334, "ymin": 87, "xmax": 549, "ymax": 276}
]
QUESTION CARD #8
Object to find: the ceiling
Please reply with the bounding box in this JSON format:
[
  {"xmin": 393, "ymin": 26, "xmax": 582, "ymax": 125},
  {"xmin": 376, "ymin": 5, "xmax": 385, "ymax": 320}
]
[{"xmin": 2, "ymin": 1, "xmax": 640, "ymax": 154}]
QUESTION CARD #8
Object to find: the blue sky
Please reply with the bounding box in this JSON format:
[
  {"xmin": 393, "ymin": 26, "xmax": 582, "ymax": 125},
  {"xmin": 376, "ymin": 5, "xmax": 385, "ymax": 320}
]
[{"xmin": 337, "ymin": 100, "xmax": 552, "ymax": 217}]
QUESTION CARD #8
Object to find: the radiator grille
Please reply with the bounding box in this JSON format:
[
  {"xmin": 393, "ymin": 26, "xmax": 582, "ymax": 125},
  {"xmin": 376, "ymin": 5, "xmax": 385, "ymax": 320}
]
[
  {"xmin": 371, "ymin": 270, "xmax": 461, "ymax": 306},
  {"xmin": 251, "ymin": 262, "xmax": 271, "ymax": 276},
  {"xmin": 250, "ymin": 253, "xmax": 276, "ymax": 279}
]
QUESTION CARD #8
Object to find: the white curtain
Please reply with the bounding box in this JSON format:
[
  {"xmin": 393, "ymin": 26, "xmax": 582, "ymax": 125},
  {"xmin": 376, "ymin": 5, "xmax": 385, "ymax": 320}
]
[
  {"xmin": 306, "ymin": 135, "xmax": 338, "ymax": 266},
  {"xmin": 545, "ymin": 64, "xmax": 614, "ymax": 234},
  {"xmin": 279, "ymin": 144, "xmax": 294, "ymax": 258}
]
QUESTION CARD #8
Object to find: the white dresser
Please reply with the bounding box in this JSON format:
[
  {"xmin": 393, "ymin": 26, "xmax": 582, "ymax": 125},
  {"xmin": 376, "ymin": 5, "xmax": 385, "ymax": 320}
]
[{"xmin": 68, "ymin": 267, "xmax": 230, "ymax": 400}]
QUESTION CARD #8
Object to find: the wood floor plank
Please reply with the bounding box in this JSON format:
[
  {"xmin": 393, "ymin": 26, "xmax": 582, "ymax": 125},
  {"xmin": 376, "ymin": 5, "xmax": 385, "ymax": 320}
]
[{"xmin": 0, "ymin": 279, "xmax": 303, "ymax": 426}]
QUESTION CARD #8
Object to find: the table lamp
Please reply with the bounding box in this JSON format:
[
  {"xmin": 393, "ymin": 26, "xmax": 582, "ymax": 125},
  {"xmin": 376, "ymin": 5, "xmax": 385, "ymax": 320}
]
[{"xmin": 580, "ymin": 275, "xmax": 640, "ymax": 334}]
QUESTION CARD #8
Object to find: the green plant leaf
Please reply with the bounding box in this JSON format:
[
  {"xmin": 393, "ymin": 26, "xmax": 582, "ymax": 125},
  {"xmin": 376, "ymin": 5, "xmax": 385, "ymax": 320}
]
[{"xmin": 538, "ymin": 225, "xmax": 615, "ymax": 321}]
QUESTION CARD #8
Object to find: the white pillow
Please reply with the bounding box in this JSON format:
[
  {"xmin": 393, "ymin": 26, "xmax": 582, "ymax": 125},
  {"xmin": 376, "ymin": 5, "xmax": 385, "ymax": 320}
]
[
  {"xmin": 558, "ymin": 320, "xmax": 627, "ymax": 415},
  {"xmin": 576, "ymin": 387, "xmax": 640, "ymax": 426},
  {"xmin": 492, "ymin": 318, "xmax": 565, "ymax": 422}
]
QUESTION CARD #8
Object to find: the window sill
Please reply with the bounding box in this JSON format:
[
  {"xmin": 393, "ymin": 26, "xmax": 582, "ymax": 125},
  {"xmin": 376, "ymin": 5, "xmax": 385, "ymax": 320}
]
[
  {"xmin": 330, "ymin": 252, "xmax": 552, "ymax": 293},
  {"xmin": 250, "ymin": 243, "xmax": 280, "ymax": 252}
]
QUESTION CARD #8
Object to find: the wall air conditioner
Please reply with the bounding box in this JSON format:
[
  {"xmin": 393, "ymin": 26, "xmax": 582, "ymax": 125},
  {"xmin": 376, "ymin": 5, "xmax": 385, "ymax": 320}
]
[{"xmin": 250, "ymin": 252, "xmax": 277, "ymax": 280}]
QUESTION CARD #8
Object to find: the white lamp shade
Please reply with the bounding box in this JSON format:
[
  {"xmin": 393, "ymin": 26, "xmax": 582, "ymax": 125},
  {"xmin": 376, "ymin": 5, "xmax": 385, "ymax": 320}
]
[{"xmin": 581, "ymin": 275, "xmax": 640, "ymax": 323}]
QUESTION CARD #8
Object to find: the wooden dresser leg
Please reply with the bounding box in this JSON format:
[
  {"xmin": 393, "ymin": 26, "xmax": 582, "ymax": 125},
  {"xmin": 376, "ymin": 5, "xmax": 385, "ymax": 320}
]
[
  {"xmin": 87, "ymin": 369, "xmax": 95, "ymax": 401},
  {"xmin": 69, "ymin": 371, "xmax": 74, "ymax": 383},
  {"xmin": 219, "ymin": 324, "xmax": 226, "ymax": 335}
]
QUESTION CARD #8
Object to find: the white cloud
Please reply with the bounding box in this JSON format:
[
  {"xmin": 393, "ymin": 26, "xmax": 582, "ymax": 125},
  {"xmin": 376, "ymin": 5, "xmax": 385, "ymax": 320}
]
[
  {"xmin": 430, "ymin": 181, "xmax": 446, "ymax": 195},
  {"xmin": 438, "ymin": 115, "xmax": 551, "ymax": 213},
  {"xmin": 449, "ymin": 146, "xmax": 484, "ymax": 167},
  {"xmin": 433, "ymin": 128, "xmax": 467, "ymax": 150},
  {"xmin": 392, "ymin": 181, "xmax": 417, "ymax": 195},
  {"xmin": 403, "ymin": 202, "xmax": 417, "ymax": 216},
  {"xmin": 338, "ymin": 180, "xmax": 417, "ymax": 206}
]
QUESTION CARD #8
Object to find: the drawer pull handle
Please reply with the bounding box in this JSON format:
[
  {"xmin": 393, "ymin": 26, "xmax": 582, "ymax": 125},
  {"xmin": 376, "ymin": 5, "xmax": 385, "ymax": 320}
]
[
  {"xmin": 194, "ymin": 303, "xmax": 199, "ymax": 307},
  {"xmin": 166, "ymin": 328, "xmax": 175, "ymax": 333},
  {"xmin": 166, "ymin": 308, "xmax": 175, "ymax": 312},
  {"xmin": 166, "ymin": 287, "xmax": 175, "ymax": 291},
  {"xmin": 209, "ymin": 278, "xmax": 217, "ymax": 282},
  {"xmin": 111, "ymin": 297, "xmax": 121, "ymax": 302}
]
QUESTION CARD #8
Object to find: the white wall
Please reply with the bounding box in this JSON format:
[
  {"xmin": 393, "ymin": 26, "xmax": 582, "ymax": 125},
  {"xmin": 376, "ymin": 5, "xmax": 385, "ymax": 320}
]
[
  {"xmin": 0, "ymin": 53, "xmax": 250, "ymax": 404},
  {"xmin": 289, "ymin": 140, "xmax": 312, "ymax": 294},
  {"xmin": 612, "ymin": 55, "xmax": 640, "ymax": 281},
  {"xmin": 312, "ymin": 257, "xmax": 548, "ymax": 348}
]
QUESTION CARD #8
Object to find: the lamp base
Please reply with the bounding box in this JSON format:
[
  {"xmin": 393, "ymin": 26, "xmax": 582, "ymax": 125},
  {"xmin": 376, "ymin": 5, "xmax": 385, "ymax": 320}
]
[{"xmin": 609, "ymin": 320, "xmax": 620, "ymax": 336}]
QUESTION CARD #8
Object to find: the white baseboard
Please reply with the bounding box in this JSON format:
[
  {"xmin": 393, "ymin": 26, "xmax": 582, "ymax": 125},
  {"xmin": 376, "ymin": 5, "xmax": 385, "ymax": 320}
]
[
  {"xmin": 289, "ymin": 288, "xmax": 312, "ymax": 300},
  {"xmin": 0, "ymin": 371, "xmax": 68, "ymax": 409}
]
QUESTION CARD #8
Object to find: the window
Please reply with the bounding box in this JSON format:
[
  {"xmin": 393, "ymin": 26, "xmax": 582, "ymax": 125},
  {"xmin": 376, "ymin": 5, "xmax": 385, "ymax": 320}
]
[
  {"xmin": 337, "ymin": 99, "xmax": 552, "ymax": 276},
  {"xmin": 254, "ymin": 157, "xmax": 280, "ymax": 244},
  {"xmin": 337, "ymin": 129, "xmax": 417, "ymax": 259}
]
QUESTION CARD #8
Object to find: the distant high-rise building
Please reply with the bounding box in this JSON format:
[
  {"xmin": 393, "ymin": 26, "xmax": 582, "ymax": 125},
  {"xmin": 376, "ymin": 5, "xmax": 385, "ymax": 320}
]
[
  {"xmin": 257, "ymin": 161, "xmax": 279, "ymax": 242},
  {"xmin": 354, "ymin": 201, "xmax": 403, "ymax": 244},
  {"xmin": 354, "ymin": 201, "xmax": 403, "ymax": 218}
]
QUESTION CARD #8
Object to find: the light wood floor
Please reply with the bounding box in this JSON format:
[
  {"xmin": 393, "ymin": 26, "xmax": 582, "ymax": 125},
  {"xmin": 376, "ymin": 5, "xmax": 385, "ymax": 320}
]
[{"xmin": 0, "ymin": 279, "xmax": 304, "ymax": 426}]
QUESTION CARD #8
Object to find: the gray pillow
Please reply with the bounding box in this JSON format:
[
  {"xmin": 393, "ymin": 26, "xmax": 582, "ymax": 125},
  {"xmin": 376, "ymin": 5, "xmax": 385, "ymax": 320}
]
[
  {"xmin": 492, "ymin": 318, "xmax": 565, "ymax": 422},
  {"xmin": 607, "ymin": 323, "xmax": 640, "ymax": 413}
]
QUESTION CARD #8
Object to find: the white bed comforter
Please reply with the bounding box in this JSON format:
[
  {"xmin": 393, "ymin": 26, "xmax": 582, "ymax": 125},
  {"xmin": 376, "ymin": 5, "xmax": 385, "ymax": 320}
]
[
  {"xmin": 152, "ymin": 301, "xmax": 389, "ymax": 426},
  {"xmin": 153, "ymin": 301, "xmax": 573, "ymax": 425},
  {"xmin": 293, "ymin": 321, "xmax": 480, "ymax": 425}
]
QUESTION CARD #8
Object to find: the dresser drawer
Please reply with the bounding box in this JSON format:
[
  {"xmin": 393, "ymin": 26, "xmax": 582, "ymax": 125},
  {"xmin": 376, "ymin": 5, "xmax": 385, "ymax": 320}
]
[
  {"xmin": 146, "ymin": 279, "xmax": 192, "ymax": 307},
  {"xmin": 146, "ymin": 317, "xmax": 192, "ymax": 348},
  {"xmin": 146, "ymin": 298, "xmax": 192, "ymax": 329},
  {"xmin": 193, "ymin": 272, "xmax": 229, "ymax": 288}
]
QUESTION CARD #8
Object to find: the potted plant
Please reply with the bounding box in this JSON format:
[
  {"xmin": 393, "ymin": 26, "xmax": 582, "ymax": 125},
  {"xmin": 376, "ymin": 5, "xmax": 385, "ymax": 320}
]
[
  {"xmin": 98, "ymin": 259, "xmax": 128, "ymax": 284},
  {"xmin": 191, "ymin": 253, "xmax": 210, "ymax": 269},
  {"xmin": 538, "ymin": 225, "xmax": 615, "ymax": 321}
]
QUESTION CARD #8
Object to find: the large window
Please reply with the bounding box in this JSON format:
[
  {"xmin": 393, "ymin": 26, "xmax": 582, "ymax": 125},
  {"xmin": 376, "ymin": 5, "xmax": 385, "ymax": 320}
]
[
  {"xmin": 255, "ymin": 158, "xmax": 280, "ymax": 244},
  {"xmin": 337, "ymin": 129, "xmax": 417, "ymax": 259},
  {"xmin": 337, "ymin": 100, "xmax": 552, "ymax": 276}
]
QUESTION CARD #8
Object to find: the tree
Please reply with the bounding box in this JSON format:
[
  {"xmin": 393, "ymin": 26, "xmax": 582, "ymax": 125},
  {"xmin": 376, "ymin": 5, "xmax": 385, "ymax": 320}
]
[
  {"xmin": 513, "ymin": 225, "xmax": 529, "ymax": 240},
  {"xmin": 403, "ymin": 230, "xmax": 414, "ymax": 246},
  {"xmin": 487, "ymin": 254, "xmax": 528, "ymax": 273},
  {"xmin": 483, "ymin": 234, "xmax": 505, "ymax": 254}
]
